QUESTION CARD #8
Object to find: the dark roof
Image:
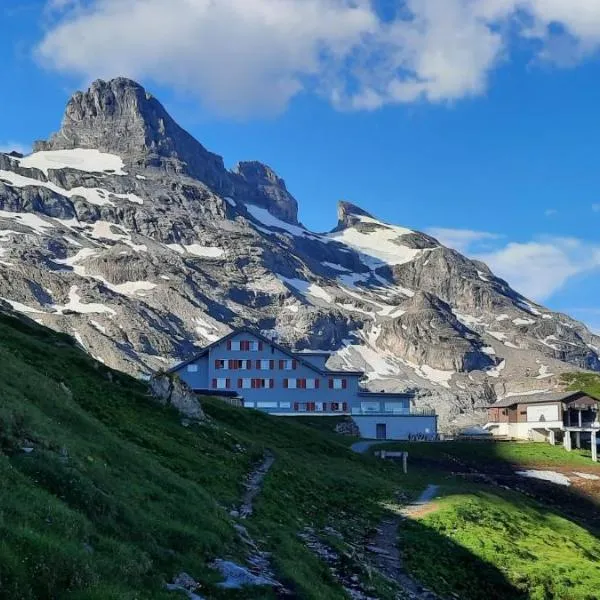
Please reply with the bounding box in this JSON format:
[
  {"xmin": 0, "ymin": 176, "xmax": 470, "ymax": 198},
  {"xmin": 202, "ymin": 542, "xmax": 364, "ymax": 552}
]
[
  {"xmin": 491, "ymin": 391, "xmax": 600, "ymax": 409},
  {"xmin": 191, "ymin": 389, "xmax": 242, "ymax": 398},
  {"xmin": 168, "ymin": 327, "xmax": 364, "ymax": 377},
  {"xmin": 358, "ymin": 391, "xmax": 415, "ymax": 398}
]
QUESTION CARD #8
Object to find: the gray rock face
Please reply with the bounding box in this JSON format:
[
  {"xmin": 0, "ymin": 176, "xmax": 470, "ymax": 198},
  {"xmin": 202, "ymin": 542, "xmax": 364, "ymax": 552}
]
[
  {"xmin": 233, "ymin": 161, "xmax": 299, "ymax": 224},
  {"xmin": 149, "ymin": 373, "xmax": 205, "ymax": 421},
  {"xmin": 378, "ymin": 292, "xmax": 495, "ymax": 372},
  {"xmin": 2, "ymin": 77, "xmax": 599, "ymax": 429}
]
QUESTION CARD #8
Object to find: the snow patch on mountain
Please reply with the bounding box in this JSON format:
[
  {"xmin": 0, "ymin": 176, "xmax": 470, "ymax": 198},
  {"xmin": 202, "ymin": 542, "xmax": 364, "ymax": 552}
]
[{"xmin": 18, "ymin": 149, "xmax": 127, "ymax": 176}]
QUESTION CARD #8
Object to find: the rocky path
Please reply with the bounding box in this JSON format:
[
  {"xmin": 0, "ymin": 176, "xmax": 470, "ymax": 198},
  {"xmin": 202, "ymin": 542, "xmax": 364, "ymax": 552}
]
[
  {"xmin": 350, "ymin": 443, "xmax": 442, "ymax": 599},
  {"xmin": 368, "ymin": 486, "xmax": 442, "ymax": 600},
  {"xmin": 239, "ymin": 450, "xmax": 275, "ymax": 519}
]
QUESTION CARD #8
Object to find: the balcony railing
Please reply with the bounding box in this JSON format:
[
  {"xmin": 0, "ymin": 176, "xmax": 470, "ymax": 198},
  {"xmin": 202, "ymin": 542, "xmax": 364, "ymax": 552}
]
[{"xmin": 351, "ymin": 408, "xmax": 436, "ymax": 417}]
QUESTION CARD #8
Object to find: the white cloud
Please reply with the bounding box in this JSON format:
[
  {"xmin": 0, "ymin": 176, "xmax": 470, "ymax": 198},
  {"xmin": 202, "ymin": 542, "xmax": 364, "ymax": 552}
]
[
  {"xmin": 35, "ymin": 0, "xmax": 600, "ymax": 116},
  {"xmin": 433, "ymin": 227, "xmax": 600, "ymax": 301},
  {"xmin": 426, "ymin": 227, "xmax": 502, "ymax": 254},
  {"xmin": 0, "ymin": 142, "xmax": 31, "ymax": 155}
]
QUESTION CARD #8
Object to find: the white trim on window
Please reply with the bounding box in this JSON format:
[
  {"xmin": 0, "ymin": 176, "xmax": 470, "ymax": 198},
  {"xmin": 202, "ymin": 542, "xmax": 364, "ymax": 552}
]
[
  {"xmin": 241, "ymin": 378, "xmax": 252, "ymax": 389},
  {"xmin": 216, "ymin": 378, "xmax": 228, "ymax": 390},
  {"xmin": 259, "ymin": 359, "xmax": 270, "ymax": 370},
  {"xmin": 333, "ymin": 378, "xmax": 343, "ymax": 390},
  {"xmin": 187, "ymin": 364, "xmax": 198, "ymax": 373},
  {"xmin": 279, "ymin": 402, "xmax": 291, "ymax": 409},
  {"xmin": 306, "ymin": 378, "xmax": 316, "ymax": 389},
  {"xmin": 244, "ymin": 401, "xmax": 255, "ymax": 408},
  {"xmin": 250, "ymin": 341, "xmax": 259, "ymax": 351},
  {"xmin": 230, "ymin": 341, "xmax": 241, "ymax": 351},
  {"xmin": 257, "ymin": 402, "xmax": 278, "ymax": 408},
  {"xmin": 282, "ymin": 359, "xmax": 293, "ymax": 370},
  {"xmin": 287, "ymin": 378, "xmax": 297, "ymax": 389}
]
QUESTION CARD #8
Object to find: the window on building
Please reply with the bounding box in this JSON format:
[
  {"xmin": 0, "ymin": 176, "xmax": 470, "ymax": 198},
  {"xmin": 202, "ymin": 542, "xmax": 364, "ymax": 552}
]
[
  {"xmin": 212, "ymin": 378, "xmax": 230, "ymax": 389},
  {"xmin": 187, "ymin": 364, "xmax": 198, "ymax": 373},
  {"xmin": 257, "ymin": 402, "xmax": 278, "ymax": 408},
  {"xmin": 229, "ymin": 340, "xmax": 240, "ymax": 351},
  {"xmin": 279, "ymin": 402, "xmax": 291, "ymax": 409},
  {"xmin": 244, "ymin": 401, "xmax": 255, "ymax": 408},
  {"xmin": 279, "ymin": 359, "xmax": 297, "ymax": 370},
  {"xmin": 251, "ymin": 378, "xmax": 274, "ymax": 389},
  {"xmin": 329, "ymin": 378, "xmax": 347, "ymax": 390},
  {"xmin": 257, "ymin": 359, "xmax": 273, "ymax": 370}
]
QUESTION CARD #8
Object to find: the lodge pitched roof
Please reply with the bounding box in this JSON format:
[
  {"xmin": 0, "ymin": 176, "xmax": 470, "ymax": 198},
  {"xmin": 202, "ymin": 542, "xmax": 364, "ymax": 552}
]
[
  {"xmin": 490, "ymin": 390, "xmax": 600, "ymax": 409},
  {"xmin": 167, "ymin": 327, "xmax": 364, "ymax": 377}
]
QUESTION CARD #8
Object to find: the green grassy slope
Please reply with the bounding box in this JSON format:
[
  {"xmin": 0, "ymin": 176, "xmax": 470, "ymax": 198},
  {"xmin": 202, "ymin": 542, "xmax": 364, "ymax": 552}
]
[
  {"xmin": 0, "ymin": 310, "xmax": 402, "ymax": 600},
  {"xmin": 562, "ymin": 372, "xmax": 600, "ymax": 397}
]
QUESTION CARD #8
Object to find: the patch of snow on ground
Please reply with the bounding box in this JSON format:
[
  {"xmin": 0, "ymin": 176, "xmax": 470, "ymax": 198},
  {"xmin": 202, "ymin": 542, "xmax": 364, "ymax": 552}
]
[
  {"xmin": 541, "ymin": 335, "xmax": 561, "ymax": 351},
  {"xmin": 536, "ymin": 364, "xmax": 553, "ymax": 379},
  {"xmin": 1, "ymin": 298, "xmax": 43, "ymax": 313},
  {"xmin": 185, "ymin": 244, "xmax": 225, "ymax": 258},
  {"xmin": 456, "ymin": 313, "xmax": 484, "ymax": 328},
  {"xmin": 505, "ymin": 389, "xmax": 550, "ymax": 398},
  {"xmin": 495, "ymin": 314, "xmax": 510, "ymax": 321},
  {"xmin": 486, "ymin": 359, "xmax": 506, "ymax": 378},
  {"xmin": 516, "ymin": 470, "xmax": 570, "ymax": 486},
  {"xmin": 417, "ymin": 365, "xmax": 454, "ymax": 388},
  {"xmin": 504, "ymin": 341, "xmax": 520, "ymax": 349},
  {"xmin": 0, "ymin": 210, "xmax": 55, "ymax": 234},
  {"xmin": 18, "ymin": 149, "xmax": 127, "ymax": 175},
  {"xmin": 278, "ymin": 276, "xmax": 333, "ymax": 303},
  {"xmin": 336, "ymin": 344, "xmax": 397, "ymax": 380},
  {"xmin": 338, "ymin": 272, "xmax": 371, "ymax": 288},
  {"xmin": 513, "ymin": 318, "xmax": 536, "ymax": 326},
  {"xmin": 322, "ymin": 261, "xmax": 350, "ymax": 272},
  {"xmin": 573, "ymin": 472, "xmax": 600, "ymax": 481},
  {"xmin": 517, "ymin": 300, "xmax": 542, "ymax": 316},
  {"xmin": 327, "ymin": 217, "xmax": 421, "ymax": 267},
  {"xmin": 481, "ymin": 346, "xmax": 496, "ymax": 355},
  {"xmin": 543, "ymin": 314, "xmax": 553, "ymax": 319},
  {"xmin": 246, "ymin": 204, "xmax": 307, "ymax": 237},
  {"xmin": 194, "ymin": 316, "xmax": 221, "ymax": 342},
  {"xmin": 54, "ymin": 286, "xmax": 116, "ymax": 315},
  {"xmin": 111, "ymin": 281, "xmax": 157, "ymax": 296},
  {"xmin": 487, "ymin": 331, "xmax": 507, "ymax": 341},
  {"xmin": 89, "ymin": 320, "xmax": 107, "ymax": 335}
]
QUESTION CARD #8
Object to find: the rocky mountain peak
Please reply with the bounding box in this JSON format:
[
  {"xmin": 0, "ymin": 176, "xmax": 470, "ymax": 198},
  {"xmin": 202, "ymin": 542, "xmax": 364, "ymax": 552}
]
[
  {"xmin": 233, "ymin": 160, "xmax": 299, "ymax": 224},
  {"xmin": 34, "ymin": 77, "xmax": 231, "ymax": 194},
  {"xmin": 336, "ymin": 201, "xmax": 375, "ymax": 229}
]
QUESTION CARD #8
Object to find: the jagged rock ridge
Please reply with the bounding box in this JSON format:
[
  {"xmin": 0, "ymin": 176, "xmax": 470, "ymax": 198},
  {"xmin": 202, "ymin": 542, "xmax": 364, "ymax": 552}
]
[{"xmin": 1, "ymin": 77, "xmax": 599, "ymax": 428}]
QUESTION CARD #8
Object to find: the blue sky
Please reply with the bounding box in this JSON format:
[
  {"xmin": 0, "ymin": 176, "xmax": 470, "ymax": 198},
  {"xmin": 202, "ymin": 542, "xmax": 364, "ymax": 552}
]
[{"xmin": 1, "ymin": 0, "xmax": 600, "ymax": 330}]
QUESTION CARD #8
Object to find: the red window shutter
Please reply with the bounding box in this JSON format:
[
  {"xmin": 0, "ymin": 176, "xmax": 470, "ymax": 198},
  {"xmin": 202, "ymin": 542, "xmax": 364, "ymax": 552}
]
[
  {"xmin": 215, "ymin": 360, "xmax": 220, "ymax": 369},
  {"xmin": 279, "ymin": 360, "xmax": 284, "ymax": 369},
  {"xmin": 294, "ymin": 402, "xmax": 299, "ymax": 411},
  {"xmin": 270, "ymin": 360, "xmax": 274, "ymax": 369},
  {"xmin": 315, "ymin": 379, "xmax": 320, "ymax": 389},
  {"xmin": 284, "ymin": 378, "xmax": 288, "ymax": 389},
  {"xmin": 226, "ymin": 378, "xmax": 231, "ymax": 389},
  {"xmin": 212, "ymin": 378, "xmax": 217, "ymax": 389},
  {"xmin": 343, "ymin": 402, "xmax": 348, "ymax": 412},
  {"xmin": 329, "ymin": 378, "xmax": 333, "ymax": 389},
  {"xmin": 342, "ymin": 379, "xmax": 348, "ymax": 389},
  {"xmin": 237, "ymin": 378, "xmax": 242, "ymax": 388},
  {"xmin": 302, "ymin": 379, "xmax": 307, "ymax": 389},
  {"xmin": 227, "ymin": 340, "xmax": 232, "ymax": 350},
  {"xmin": 310, "ymin": 402, "xmax": 315, "ymax": 412},
  {"xmin": 259, "ymin": 341, "xmax": 264, "ymax": 351},
  {"xmin": 292, "ymin": 359, "xmax": 297, "ymax": 370}
]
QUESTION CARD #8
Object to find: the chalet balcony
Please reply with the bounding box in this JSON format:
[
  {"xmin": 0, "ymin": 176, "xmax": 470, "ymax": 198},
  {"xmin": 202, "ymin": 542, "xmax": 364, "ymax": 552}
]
[{"xmin": 351, "ymin": 407, "xmax": 436, "ymax": 417}]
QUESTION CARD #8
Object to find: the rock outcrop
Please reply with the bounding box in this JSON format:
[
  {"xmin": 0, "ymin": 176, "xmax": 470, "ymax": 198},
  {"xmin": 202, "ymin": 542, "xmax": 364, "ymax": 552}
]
[{"xmin": 149, "ymin": 373, "xmax": 205, "ymax": 421}]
